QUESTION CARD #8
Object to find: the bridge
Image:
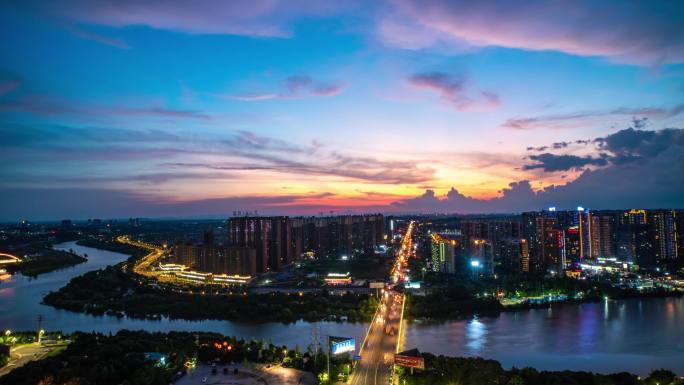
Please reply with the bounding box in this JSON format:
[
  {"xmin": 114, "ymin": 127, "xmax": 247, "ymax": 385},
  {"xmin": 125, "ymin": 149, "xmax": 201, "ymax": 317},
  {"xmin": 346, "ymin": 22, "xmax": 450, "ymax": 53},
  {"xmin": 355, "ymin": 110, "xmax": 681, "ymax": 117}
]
[
  {"xmin": 349, "ymin": 221, "xmax": 414, "ymax": 385},
  {"xmin": 0, "ymin": 253, "xmax": 21, "ymax": 265}
]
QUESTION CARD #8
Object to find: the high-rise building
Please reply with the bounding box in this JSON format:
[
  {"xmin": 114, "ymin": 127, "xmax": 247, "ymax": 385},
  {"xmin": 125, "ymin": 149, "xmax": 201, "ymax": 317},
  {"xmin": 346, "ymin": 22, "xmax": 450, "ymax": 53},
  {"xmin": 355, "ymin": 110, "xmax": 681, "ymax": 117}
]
[
  {"xmin": 470, "ymin": 238, "xmax": 493, "ymax": 276},
  {"xmin": 520, "ymin": 238, "xmax": 530, "ymax": 273},
  {"xmin": 171, "ymin": 244, "xmax": 256, "ymax": 277},
  {"xmin": 588, "ymin": 213, "xmax": 616, "ymax": 258},
  {"xmin": 228, "ymin": 214, "xmax": 385, "ymax": 273},
  {"xmin": 430, "ymin": 233, "xmax": 458, "ymax": 274}
]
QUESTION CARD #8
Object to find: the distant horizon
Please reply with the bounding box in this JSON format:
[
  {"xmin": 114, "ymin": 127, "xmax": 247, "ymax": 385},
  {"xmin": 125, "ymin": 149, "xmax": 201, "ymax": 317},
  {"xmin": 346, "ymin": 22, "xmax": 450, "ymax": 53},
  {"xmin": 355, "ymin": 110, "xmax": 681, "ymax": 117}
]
[
  {"xmin": 1, "ymin": 1, "xmax": 683, "ymax": 223},
  {"xmin": 4, "ymin": 205, "xmax": 683, "ymax": 224}
]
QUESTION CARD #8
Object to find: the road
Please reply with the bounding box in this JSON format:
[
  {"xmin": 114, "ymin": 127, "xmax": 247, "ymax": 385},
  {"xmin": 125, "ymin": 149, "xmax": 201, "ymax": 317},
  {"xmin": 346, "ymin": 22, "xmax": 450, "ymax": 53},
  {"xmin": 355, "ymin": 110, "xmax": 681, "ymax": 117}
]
[
  {"xmin": 116, "ymin": 236, "xmax": 165, "ymax": 277},
  {"xmin": 0, "ymin": 343, "xmax": 63, "ymax": 377},
  {"xmin": 349, "ymin": 221, "xmax": 414, "ymax": 385}
]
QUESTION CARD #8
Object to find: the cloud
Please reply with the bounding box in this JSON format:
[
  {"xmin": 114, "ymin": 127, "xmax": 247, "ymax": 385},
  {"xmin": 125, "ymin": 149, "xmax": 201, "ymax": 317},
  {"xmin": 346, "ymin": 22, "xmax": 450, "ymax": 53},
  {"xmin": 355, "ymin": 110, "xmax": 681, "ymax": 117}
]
[
  {"xmin": 0, "ymin": 80, "xmax": 20, "ymax": 96},
  {"xmin": 522, "ymin": 153, "xmax": 608, "ymax": 172},
  {"xmin": 393, "ymin": 126, "xmax": 684, "ymax": 212},
  {"xmin": 38, "ymin": 0, "xmax": 352, "ymax": 38},
  {"xmin": 158, "ymin": 130, "xmax": 434, "ymax": 185},
  {"xmin": 382, "ymin": 0, "xmax": 684, "ymax": 65},
  {"xmin": 0, "ymin": 123, "xmax": 182, "ymax": 147},
  {"xmin": 503, "ymin": 104, "xmax": 684, "ymax": 130},
  {"xmin": 0, "ymin": 97, "xmax": 211, "ymax": 120},
  {"xmin": 61, "ymin": 23, "xmax": 129, "ymax": 49},
  {"xmin": 598, "ymin": 126, "xmax": 684, "ymax": 164},
  {"xmin": 408, "ymin": 72, "xmax": 500, "ymax": 111},
  {"xmin": 392, "ymin": 181, "xmax": 539, "ymax": 213},
  {"xmin": 1, "ymin": 122, "xmax": 433, "ymax": 186},
  {"xmin": 234, "ymin": 75, "xmax": 344, "ymax": 101},
  {"xmin": 0, "ymin": 187, "xmax": 347, "ymax": 221}
]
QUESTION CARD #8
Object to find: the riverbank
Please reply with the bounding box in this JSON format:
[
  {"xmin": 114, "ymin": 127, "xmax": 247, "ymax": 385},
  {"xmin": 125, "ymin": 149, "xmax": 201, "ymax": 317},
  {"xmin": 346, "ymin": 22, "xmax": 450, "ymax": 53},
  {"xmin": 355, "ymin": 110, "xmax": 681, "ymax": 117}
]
[
  {"xmin": 4, "ymin": 247, "xmax": 86, "ymax": 277},
  {"xmin": 2, "ymin": 330, "xmax": 681, "ymax": 385},
  {"xmin": 403, "ymin": 279, "xmax": 683, "ymax": 322},
  {"xmin": 395, "ymin": 352, "xmax": 682, "ymax": 385},
  {"xmin": 3, "ymin": 242, "xmax": 684, "ymax": 376},
  {"xmin": 76, "ymin": 238, "xmax": 148, "ymax": 264},
  {"xmin": 43, "ymin": 265, "xmax": 379, "ymax": 323}
]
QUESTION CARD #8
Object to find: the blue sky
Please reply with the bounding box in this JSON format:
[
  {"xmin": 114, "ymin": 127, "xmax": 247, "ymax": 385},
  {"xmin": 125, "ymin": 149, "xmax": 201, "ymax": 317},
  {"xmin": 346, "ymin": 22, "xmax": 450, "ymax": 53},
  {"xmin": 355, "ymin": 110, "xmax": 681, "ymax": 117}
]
[{"xmin": 1, "ymin": 0, "xmax": 683, "ymax": 220}]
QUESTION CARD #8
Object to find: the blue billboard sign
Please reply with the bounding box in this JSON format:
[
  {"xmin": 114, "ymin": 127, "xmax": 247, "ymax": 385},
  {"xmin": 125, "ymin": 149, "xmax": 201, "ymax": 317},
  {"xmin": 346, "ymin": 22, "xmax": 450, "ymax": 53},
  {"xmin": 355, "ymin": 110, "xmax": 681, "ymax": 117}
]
[{"xmin": 331, "ymin": 338, "xmax": 355, "ymax": 355}]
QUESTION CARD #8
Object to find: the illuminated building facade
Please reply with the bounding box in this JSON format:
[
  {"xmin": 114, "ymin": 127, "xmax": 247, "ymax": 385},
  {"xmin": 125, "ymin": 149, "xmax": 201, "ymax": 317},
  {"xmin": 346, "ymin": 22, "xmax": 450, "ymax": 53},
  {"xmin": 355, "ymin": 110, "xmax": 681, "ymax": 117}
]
[
  {"xmin": 171, "ymin": 244, "xmax": 257, "ymax": 277},
  {"xmin": 430, "ymin": 233, "xmax": 458, "ymax": 274}
]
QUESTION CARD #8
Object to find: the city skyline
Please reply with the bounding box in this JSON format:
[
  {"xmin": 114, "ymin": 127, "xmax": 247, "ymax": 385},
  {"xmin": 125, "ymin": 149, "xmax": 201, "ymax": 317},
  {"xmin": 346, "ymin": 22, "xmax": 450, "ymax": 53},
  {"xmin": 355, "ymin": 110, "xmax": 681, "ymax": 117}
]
[{"xmin": 1, "ymin": 1, "xmax": 684, "ymax": 220}]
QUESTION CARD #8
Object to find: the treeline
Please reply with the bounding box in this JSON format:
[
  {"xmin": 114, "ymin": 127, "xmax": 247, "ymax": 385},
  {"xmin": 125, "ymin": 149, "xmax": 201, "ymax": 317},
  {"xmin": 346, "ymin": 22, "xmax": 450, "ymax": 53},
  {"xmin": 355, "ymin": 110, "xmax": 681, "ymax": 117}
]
[
  {"xmin": 396, "ymin": 353, "xmax": 683, "ymax": 385},
  {"xmin": 405, "ymin": 286, "xmax": 504, "ymax": 320},
  {"xmin": 405, "ymin": 270, "xmax": 681, "ymax": 321},
  {"xmin": 0, "ymin": 330, "xmax": 332, "ymax": 385},
  {"xmin": 43, "ymin": 265, "xmax": 379, "ymax": 323},
  {"xmin": 5, "ymin": 248, "xmax": 86, "ymax": 277}
]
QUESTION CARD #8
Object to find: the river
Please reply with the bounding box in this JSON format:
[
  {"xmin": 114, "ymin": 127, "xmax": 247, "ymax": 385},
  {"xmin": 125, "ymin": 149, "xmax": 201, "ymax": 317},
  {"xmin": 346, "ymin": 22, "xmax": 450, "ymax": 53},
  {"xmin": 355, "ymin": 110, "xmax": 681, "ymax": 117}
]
[{"xmin": 1, "ymin": 241, "xmax": 682, "ymax": 375}]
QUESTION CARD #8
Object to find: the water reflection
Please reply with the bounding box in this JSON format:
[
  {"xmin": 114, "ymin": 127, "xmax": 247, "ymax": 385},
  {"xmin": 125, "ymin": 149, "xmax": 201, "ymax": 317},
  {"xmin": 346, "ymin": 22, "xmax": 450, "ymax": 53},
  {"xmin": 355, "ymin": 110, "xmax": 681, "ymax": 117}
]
[
  {"xmin": 405, "ymin": 297, "xmax": 684, "ymax": 375},
  {"xmin": 0, "ymin": 242, "xmax": 369, "ymax": 349},
  {"xmin": 465, "ymin": 317, "xmax": 486, "ymax": 352},
  {"xmin": 2, "ymin": 242, "xmax": 683, "ymax": 375}
]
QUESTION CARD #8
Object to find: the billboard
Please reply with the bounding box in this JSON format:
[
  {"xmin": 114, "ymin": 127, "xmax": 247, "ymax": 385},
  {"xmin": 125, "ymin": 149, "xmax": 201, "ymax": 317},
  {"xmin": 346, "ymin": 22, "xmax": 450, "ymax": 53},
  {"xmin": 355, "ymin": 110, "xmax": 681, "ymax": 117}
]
[
  {"xmin": 330, "ymin": 337, "xmax": 355, "ymax": 355},
  {"xmin": 394, "ymin": 349, "xmax": 425, "ymax": 370},
  {"xmin": 369, "ymin": 282, "xmax": 385, "ymax": 289}
]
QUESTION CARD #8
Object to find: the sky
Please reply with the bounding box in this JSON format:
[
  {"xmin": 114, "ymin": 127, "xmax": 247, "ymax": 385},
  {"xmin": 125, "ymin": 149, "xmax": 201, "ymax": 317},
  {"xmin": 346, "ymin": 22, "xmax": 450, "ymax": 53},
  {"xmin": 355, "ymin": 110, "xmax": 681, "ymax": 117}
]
[{"xmin": 1, "ymin": 0, "xmax": 683, "ymax": 220}]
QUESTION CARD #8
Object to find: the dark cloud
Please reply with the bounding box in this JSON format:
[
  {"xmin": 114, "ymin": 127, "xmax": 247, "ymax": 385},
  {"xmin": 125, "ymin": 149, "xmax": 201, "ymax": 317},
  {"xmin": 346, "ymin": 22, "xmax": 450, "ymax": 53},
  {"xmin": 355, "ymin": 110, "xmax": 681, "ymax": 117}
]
[
  {"xmin": 522, "ymin": 153, "xmax": 608, "ymax": 172},
  {"xmin": 392, "ymin": 181, "xmax": 539, "ymax": 213},
  {"xmin": 394, "ymin": 126, "xmax": 684, "ymax": 212},
  {"xmin": 408, "ymin": 72, "xmax": 500, "ymax": 111},
  {"xmin": 599, "ymin": 126, "xmax": 684, "ymax": 164}
]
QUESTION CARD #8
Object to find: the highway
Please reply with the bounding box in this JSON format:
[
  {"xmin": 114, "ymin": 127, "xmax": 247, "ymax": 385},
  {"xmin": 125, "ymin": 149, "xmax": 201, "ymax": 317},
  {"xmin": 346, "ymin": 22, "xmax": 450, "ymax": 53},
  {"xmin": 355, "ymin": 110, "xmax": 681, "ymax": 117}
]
[{"xmin": 349, "ymin": 221, "xmax": 414, "ymax": 385}]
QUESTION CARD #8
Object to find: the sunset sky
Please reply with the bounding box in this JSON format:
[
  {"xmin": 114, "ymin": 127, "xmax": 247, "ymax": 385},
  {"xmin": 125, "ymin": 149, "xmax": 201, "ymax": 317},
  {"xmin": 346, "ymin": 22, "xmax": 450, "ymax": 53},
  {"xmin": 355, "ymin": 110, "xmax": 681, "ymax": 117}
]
[{"xmin": 1, "ymin": 1, "xmax": 683, "ymax": 220}]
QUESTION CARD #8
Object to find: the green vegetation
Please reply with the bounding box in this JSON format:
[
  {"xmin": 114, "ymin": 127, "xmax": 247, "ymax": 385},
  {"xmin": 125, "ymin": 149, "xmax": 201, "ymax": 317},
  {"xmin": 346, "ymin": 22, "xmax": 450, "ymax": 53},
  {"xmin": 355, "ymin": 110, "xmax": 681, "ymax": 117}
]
[
  {"xmin": 43, "ymin": 266, "xmax": 379, "ymax": 323},
  {"xmin": 405, "ymin": 287, "xmax": 503, "ymax": 321},
  {"xmin": 0, "ymin": 330, "xmax": 332, "ymax": 385},
  {"xmin": 406, "ymin": 266, "xmax": 681, "ymax": 321},
  {"xmin": 5, "ymin": 248, "xmax": 86, "ymax": 277},
  {"xmin": 0, "ymin": 345, "xmax": 8, "ymax": 368},
  {"xmin": 1, "ymin": 331, "xmax": 63, "ymax": 346},
  {"xmin": 396, "ymin": 353, "xmax": 683, "ymax": 385},
  {"xmin": 301, "ymin": 255, "xmax": 391, "ymax": 280}
]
